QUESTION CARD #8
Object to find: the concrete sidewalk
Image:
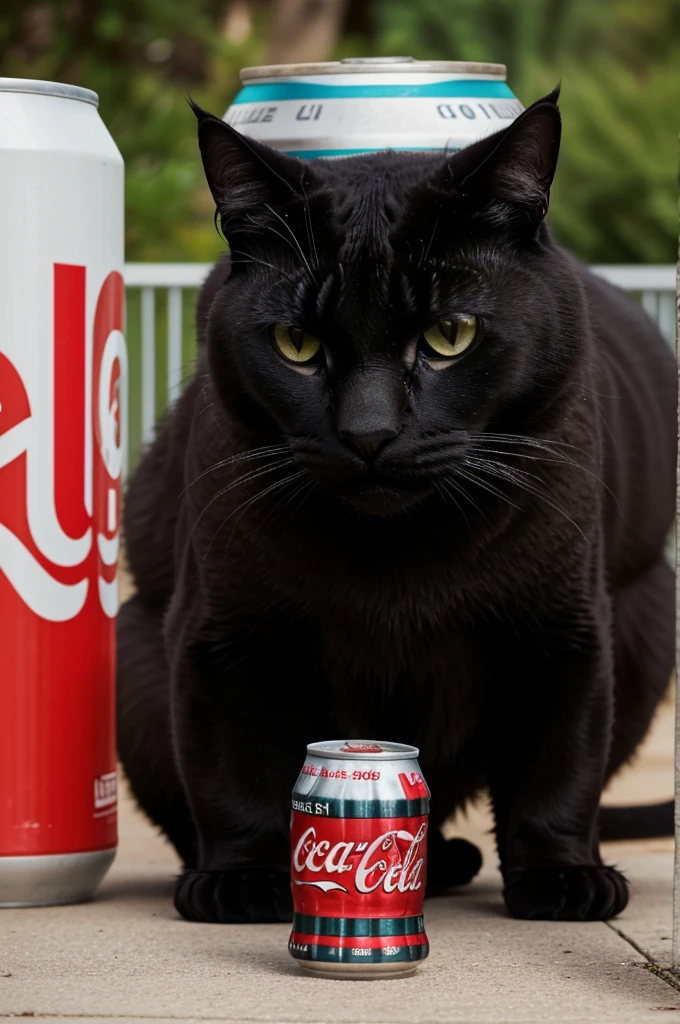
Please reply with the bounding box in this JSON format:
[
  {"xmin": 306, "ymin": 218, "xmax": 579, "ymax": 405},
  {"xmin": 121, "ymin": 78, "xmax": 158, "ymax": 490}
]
[{"xmin": 1, "ymin": 708, "xmax": 678, "ymax": 1024}]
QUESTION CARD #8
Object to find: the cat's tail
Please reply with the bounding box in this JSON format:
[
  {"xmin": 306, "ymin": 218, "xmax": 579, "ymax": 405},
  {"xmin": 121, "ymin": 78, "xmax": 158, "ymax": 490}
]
[{"xmin": 599, "ymin": 800, "xmax": 673, "ymax": 840}]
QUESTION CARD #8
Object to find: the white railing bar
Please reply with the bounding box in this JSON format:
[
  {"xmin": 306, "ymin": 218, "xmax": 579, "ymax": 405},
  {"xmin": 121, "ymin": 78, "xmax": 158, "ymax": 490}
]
[
  {"xmin": 591, "ymin": 265, "xmax": 676, "ymax": 291},
  {"xmin": 123, "ymin": 262, "xmax": 677, "ymax": 293},
  {"xmin": 125, "ymin": 263, "xmax": 213, "ymax": 288},
  {"xmin": 659, "ymin": 292, "xmax": 676, "ymax": 345},
  {"xmin": 642, "ymin": 290, "xmax": 660, "ymax": 321},
  {"xmin": 141, "ymin": 287, "xmax": 156, "ymax": 445},
  {"xmin": 167, "ymin": 287, "xmax": 184, "ymax": 406}
]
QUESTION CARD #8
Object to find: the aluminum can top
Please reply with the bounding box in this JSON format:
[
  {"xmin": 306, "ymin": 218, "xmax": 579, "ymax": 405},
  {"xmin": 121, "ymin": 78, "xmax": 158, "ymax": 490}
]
[
  {"xmin": 307, "ymin": 739, "xmax": 419, "ymax": 761},
  {"xmin": 241, "ymin": 56, "xmax": 506, "ymax": 81},
  {"xmin": 225, "ymin": 55, "xmax": 521, "ymax": 158},
  {"xmin": 0, "ymin": 77, "xmax": 98, "ymax": 107}
]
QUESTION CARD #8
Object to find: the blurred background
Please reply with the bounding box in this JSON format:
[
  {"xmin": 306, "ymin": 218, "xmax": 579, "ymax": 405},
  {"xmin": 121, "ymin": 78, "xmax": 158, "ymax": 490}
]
[
  {"xmin": 3, "ymin": 0, "xmax": 679, "ymax": 264},
  {"xmin": 3, "ymin": 0, "xmax": 678, "ymax": 462}
]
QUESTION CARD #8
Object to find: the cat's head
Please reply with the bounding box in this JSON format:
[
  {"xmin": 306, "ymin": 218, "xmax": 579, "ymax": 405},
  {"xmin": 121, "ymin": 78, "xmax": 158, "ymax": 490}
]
[{"xmin": 194, "ymin": 91, "xmax": 586, "ymax": 517}]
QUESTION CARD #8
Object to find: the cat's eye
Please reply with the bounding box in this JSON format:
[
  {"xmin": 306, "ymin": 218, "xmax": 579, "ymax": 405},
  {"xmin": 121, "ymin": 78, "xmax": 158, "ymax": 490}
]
[
  {"xmin": 421, "ymin": 315, "xmax": 478, "ymax": 361},
  {"xmin": 272, "ymin": 324, "xmax": 322, "ymax": 366}
]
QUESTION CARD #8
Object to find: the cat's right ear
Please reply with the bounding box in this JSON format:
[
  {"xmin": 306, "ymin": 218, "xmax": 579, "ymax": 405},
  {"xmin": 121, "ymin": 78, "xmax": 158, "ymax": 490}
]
[
  {"xmin": 437, "ymin": 89, "xmax": 561, "ymax": 227},
  {"xmin": 189, "ymin": 100, "xmax": 306, "ymax": 236}
]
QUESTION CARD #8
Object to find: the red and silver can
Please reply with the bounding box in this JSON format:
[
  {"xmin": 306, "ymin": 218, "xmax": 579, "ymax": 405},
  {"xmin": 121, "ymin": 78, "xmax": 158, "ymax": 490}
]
[
  {"xmin": 289, "ymin": 740, "xmax": 430, "ymax": 978},
  {"xmin": 0, "ymin": 79, "xmax": 126, "ymax": 906}
]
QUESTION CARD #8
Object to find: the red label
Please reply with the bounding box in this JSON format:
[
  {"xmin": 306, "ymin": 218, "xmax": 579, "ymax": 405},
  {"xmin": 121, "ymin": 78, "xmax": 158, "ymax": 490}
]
[
  {"xmin": 0, "ymin": 264, "xmax": 125, "ymax": 856},
  {"xmin": 341, "ymin": 743, "xmax": 383, "ymax": 753},
  {"xmin": 398, "ymin": 771, "xmax": 429, "ymax": 800},
  {"xmin": 290, "ymin": 812, "xmax": 428, "ymax": 918}
]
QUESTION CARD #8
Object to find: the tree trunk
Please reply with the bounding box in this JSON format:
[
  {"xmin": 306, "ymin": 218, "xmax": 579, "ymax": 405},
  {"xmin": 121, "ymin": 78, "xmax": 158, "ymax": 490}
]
[{"xmin": 266, "ymin": 0, "xmax": 349, "ymax": 65}]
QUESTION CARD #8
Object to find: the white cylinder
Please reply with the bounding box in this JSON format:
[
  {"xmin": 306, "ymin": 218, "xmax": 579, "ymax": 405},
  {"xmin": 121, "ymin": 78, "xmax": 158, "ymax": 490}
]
[
  {"xmin": 224, "ymin": 57, "xmax": 523, "ymax": 158},
  {"xmin": 0, "ymin": 78, "xmax": 125, "ymax": 906}
]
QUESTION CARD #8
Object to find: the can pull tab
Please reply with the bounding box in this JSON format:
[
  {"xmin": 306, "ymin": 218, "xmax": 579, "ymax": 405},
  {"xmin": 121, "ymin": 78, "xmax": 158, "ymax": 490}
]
[
  {"xmin": 340, "ymin": 56, "xmax": 414, "ymax": 64},
  {"xmin": 341, "ymin": 742, "xmax": 384, "ymax": 753}
]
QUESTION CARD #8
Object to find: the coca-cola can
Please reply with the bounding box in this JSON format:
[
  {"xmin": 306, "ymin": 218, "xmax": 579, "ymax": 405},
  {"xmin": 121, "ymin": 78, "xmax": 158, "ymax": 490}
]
[
  {"xmin": 225, "ymin": 56, "xmax": 523, "ymax": 158},
  {"xmin": 289, "ymin": 740, "xmax": 430, "ymax": 979},
  {"xmin": 0, "ymin": 79, "xmax": 126, "ymax": 906}
]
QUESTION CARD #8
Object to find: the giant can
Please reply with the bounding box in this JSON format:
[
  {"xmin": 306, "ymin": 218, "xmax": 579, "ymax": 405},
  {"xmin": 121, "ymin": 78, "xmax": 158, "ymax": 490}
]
[
  {"xmin": 225, "ymin": 56, "xmax": 522, "ymax": 158},
  {"xmin": 0, "ymin": 79, "xmax": 126, "ymax": 906},
  {"xmin": 290, "ymin": 740, "xmax": 430, "ymax": 979}
]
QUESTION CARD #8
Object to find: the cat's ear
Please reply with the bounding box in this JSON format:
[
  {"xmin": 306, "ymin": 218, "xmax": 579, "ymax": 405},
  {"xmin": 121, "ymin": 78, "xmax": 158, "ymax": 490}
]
[
  {"xmin": 442, "ymin": 89, "xmax": 561, "ymax": 223},
  {"xmin": 189, "ymin": 100, "xmax": 308, "ymax": 236}
]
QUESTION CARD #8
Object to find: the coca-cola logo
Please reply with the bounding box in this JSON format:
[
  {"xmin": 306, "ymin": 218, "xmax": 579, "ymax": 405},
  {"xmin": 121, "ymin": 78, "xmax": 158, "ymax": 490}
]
[
  {"xmin": 0, "ymin": 264, "xmax": 127, "ymax": 621},
  {"xmin": 292, "ymin": 822, "xmax": 427, "ymax": 895}
]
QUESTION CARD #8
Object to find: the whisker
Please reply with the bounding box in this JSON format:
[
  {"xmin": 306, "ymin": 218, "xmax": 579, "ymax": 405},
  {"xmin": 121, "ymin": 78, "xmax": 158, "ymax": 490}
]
[
  {"xmin": 279, "ymin": 475, "xmax": 316, "ymax": 514},
  {"xmin": 181, "ymin": 445, "xmax": 290, "ymax": 493},
  {"xmin": 189, "ymin": 459, "xmax": 295, "ymax": 536},
  {"xmin": 204, "ymin": 469, "xmax": 307, "ymax": 559},
  {"xmin": 199, "ymin": 383, "xmax": 227, "ymax": 437},
  {"xmin": 419, "ymin": 207, "xmax": 441, "ymax": 269},
  {"xmin": 454, "ymin": 465, "xmax": 522, "ymax": 511},
  {"xmin": 440, "ymin": 474, "xmax": 490, "ymax": 523},
  {"xmin": 434, "ymin": 478, "xmax": 471, "ymax": 528},
  {"xmin": 229, "ymin": 249, "xmax": 289, "ymax": 276},
  {"xmin": 263, "ymin": 204, "xmax": 317, "ymax": 283},
  {"xmin": 466, "ymin": 445, "xmax": 571, "ymax": 466},
  {"xmin": 244, "ymin": 224, "xmax": 305, "ymax": 268},
  {"xmin": 468, "ymin": 432, "xmax": 614, "ymax": 495},
  {"xmin": 299, "ymin": 174, "xmax": 319, "ymax": 271},
  {"xmin": 476, "ymin": 431, "xmax": 589, "ymax": 456},
  {"xmin": 233, "ymin": 473, "xmax": 316, "ymax": 557},
  {"xmin": 465, "ymin": 455, "xmax": 543, "ymax": 489},
  {"xmin": 468, "ymin": 447, "xmax": 618, "ymax": 509},
  {"xmin": 463, "ymin": 457, "xmax": 587, "ymax": 541},
  {"xmin": 229, "ymin": 470, "xmax": 306, "ymax": 521}
]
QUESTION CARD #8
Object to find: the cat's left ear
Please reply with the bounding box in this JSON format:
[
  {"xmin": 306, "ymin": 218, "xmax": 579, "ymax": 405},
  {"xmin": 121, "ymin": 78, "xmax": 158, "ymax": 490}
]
[
  {"xmin": 189, "ymin": 100, "xmax": 310, "ymax": 238},
  {"xmin": 443, "ymin": 89, "xmax": 561, "ymax": 223}
]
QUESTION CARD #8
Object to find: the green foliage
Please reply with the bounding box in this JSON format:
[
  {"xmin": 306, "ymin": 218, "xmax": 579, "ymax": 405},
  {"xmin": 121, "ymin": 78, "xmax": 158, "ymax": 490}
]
[
  {"xmin": 376, "ymin": 0, "xmax": 680, "ymax": 262},
  {"xmin": 1, "ymin": 0, "xmax": 267, "ymax": 259},
  {"xmin": 547, "ymin": 55, "xmax": 680, "ymax": 262},
  {"xmin": 2, "ymin": 0, "xmax": 678, "ymax": 263}
]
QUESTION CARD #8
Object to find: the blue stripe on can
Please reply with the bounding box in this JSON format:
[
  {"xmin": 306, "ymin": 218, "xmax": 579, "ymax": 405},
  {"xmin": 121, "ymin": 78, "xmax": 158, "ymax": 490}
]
[
  {"xmin": 291, "ymin": 793, "xmax": 429, "ymax": 817},
  {"xmin": 289, "ymin": 940, "xmax": 429, "ymax": 964},
  {"xmin": 293, "ymin": 913, "xmax": 425, "ymax": 937},
  {"xmin": 232, "ymin": 80, "xmax": 514, "ymax": 104},
  {"xmin": 282, "ymin": 146, "xmax": 457, "ymax": 159}
]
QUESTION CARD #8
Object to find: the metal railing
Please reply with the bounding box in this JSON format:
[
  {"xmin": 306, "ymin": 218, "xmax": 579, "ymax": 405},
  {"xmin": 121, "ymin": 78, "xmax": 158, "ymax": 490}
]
[
  {"xmin": 124, "ymin": 263, "xmax": 212, "ymax": 456},
  {"xmin": 123, "ymin": 262, "xmax": 676, "ymax": 465}
]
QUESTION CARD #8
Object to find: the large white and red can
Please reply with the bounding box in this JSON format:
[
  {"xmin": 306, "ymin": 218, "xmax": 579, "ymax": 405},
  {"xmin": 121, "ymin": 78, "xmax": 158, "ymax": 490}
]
[
  {"xmin": 289, "ymin": 740, "xmax": 430, "ymax": 978},
  {"xmin": 0, "ymin": 79, "xmax": 126, "ymax": 906}
]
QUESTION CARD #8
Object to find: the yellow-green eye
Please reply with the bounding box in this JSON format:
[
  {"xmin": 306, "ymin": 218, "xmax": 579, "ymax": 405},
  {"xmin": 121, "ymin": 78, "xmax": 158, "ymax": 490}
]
[
  {"xmin": 422, "ymin": 315, "xmax": 478, "ymax": 359},
  {"xmin": 272, "ymin": 324, "xmax": 322, "ymax": 365}
]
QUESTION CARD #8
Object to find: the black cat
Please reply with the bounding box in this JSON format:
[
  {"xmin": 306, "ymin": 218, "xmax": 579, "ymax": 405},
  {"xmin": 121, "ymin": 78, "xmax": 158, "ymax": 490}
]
[{"xmin": 118, "ymin": 90, "xmax": 676, "ymax": 924}]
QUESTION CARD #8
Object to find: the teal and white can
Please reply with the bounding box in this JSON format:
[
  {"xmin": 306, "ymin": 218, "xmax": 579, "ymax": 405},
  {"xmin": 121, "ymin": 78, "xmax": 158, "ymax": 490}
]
[{"xmin": 224, "ymin": 56, "xmax": 522, "ymax": 159}]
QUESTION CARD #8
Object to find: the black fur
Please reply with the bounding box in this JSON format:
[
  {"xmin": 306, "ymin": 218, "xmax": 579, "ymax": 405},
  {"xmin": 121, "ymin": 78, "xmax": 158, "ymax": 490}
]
[{"xmin": 118, "ymin": 93, "xmax": 676, "ymax": 925}]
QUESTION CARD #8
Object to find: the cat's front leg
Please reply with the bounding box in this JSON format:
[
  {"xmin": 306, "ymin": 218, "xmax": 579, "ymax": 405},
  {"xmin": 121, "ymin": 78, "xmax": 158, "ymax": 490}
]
[
  {"xmin": 167, "ymin": 612, "xmax": 313, "ymax": 924},
  {"xmin": 489, "ymin": 609, "xmax": 628, "ymax": 921}
]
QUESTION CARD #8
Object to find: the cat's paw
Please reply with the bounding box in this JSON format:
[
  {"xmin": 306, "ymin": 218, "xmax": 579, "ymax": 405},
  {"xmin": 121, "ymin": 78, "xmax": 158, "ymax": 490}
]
[
  {"xmin": 427, "ymin": 837, "xmax": 482, "ymax": 892},
  {"xmin": 174, "ymin": 867, "xmax": 293, "ymax": 923},
  {"xmin": 503, "ymin": 864, "xmax": 628, "ymax": 921}
]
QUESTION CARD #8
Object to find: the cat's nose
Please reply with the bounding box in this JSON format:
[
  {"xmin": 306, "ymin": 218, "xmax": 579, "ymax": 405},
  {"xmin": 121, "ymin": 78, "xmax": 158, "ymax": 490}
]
[
  {"xmin": 335, "ymin": 367, "xmax": 406, "ymax": 461},
  {"xmin": 340, "ymin": 427, "xmax": 400, "ymax": 459}
]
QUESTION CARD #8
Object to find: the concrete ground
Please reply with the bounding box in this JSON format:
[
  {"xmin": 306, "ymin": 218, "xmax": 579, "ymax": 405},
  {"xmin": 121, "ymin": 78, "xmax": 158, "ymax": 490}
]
[{"xmin": 1, "ymin": 705, "xmax": 678, "ymax": 1024}]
